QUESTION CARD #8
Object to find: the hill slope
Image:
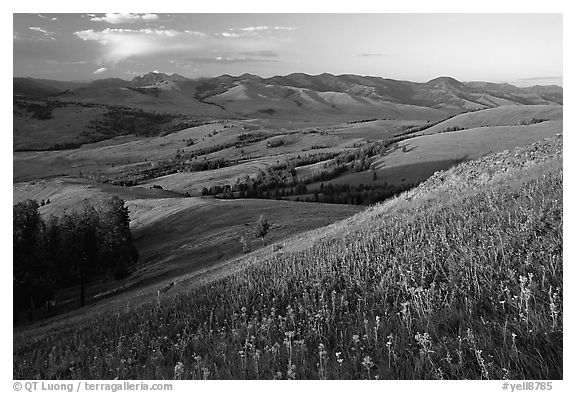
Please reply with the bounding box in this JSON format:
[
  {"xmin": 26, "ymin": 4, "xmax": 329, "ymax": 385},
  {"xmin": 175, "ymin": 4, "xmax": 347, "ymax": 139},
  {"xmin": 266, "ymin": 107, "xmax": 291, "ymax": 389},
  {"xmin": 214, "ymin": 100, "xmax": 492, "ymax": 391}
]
[
  {"xmin": 13, "ymin": 177, "xmax": 363, "ymax": 312},
  {"xmin": 14, "ymin": 135, "xmax": 562, "ymax": 380},
  {"xmin": 14, "ymin": 73, "xmax": 563, "ymax": 120},
  {"xmin": 366, "ymin": 120, "xmax": 563, "ymax": 185},
  {"xmin": 415, "ymin": 105, "xmax": 563, "ymax": 136}
]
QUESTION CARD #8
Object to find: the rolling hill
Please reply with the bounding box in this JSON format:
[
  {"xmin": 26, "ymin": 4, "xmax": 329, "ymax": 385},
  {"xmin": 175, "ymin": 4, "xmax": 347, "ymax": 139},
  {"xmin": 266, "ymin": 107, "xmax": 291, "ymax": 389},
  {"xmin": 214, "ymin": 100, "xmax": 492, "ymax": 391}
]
[
  {"xmin": 413, "ymin": 105, "xmax": 563, "ymax": 136},
  {"xmin": 13, "ymin": 136, "xmax": 563, "ymax": 380},
  {"xmin": 14, "ymin": 72, "xmax": 563, "ymax": 120},
  {"xmin": 12, "ymin": 65, "xmax": 564, "ymax": 381},
  {"xmin": 13, "ymin": 72, "xmax": 563, "ymax": 342},
  {"xmin": 13, "ymin": 174, "xmax": 364, "ymax": 322}
]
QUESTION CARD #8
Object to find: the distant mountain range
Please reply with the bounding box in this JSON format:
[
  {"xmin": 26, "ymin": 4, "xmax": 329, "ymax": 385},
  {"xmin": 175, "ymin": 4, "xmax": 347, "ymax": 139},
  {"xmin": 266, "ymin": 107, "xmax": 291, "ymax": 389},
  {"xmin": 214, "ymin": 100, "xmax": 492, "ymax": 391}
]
[{"xmin": 13, "ymin": 72, "xmax": 563, "ymax": 120}]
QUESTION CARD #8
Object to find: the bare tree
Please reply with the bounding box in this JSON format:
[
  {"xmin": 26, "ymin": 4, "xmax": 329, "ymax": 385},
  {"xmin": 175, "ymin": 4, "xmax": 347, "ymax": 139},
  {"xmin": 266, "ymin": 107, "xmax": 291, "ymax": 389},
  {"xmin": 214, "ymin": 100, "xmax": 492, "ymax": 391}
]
[{"xmin": 239, "ymin": 232, "xmax": 251, "ymax": 253}]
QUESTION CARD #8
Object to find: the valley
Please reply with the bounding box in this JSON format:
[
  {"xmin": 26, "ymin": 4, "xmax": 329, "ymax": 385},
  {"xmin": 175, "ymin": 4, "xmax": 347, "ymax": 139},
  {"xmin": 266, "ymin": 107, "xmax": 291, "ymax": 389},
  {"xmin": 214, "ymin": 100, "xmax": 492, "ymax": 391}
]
[
  {"xmin": 13, "ymin": 72, "xmax": 563, "ymax": 311},
  {"xmin": 13, "ymin": 71, "xmax": 563, "ymax": 380}
]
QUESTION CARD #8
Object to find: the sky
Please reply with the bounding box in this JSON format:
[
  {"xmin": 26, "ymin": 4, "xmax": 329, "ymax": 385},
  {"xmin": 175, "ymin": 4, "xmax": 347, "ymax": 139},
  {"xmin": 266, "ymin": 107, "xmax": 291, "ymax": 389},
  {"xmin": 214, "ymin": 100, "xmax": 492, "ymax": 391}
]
[{"xmin": 13, "ymin": 13, "xmax": 563, "ymax": 86}]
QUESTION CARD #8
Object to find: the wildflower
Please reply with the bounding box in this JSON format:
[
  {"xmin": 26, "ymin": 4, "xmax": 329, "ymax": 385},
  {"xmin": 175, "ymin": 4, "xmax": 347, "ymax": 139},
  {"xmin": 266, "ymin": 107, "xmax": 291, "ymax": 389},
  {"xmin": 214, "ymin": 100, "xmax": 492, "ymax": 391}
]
[
  {"xmin": 173, "ymin": 362, "xmax": 184, "ymax": 379},
  {"xmin": 362, "ymin": 356, "xmax": 375, "ymax": 379},
  {"xmin": 201, "ymin": 367, "xmax": 210, "ymax": 380},
  {"xmin": 362, "ymin": 356, "xmax": 374, "ymax": 369}
]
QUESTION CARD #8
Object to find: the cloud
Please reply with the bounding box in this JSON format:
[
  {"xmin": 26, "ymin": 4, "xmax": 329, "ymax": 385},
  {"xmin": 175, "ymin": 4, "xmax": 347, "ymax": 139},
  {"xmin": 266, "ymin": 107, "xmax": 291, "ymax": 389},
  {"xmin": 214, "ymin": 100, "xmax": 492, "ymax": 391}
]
[
  {"xmin": 74, "ymin": 28, "xmax": 196, "ymax": 63},
  {"xmin": 29, "ymin": 27, "xmax": 49, "ymax": 34},
  {"xmin": 44, "ymin": 60, "xmax": 89, "ymax": 65},
  {"xmin": 74, "ymin": 27, "xmax": 289, "ymax": 64},
  {"xmin": 34, "ymin": 13, "xmax": 58, "ymax": 21},
  {"xmin": 90, "ymin": 13, "xmax": 159, "ymax": 24},
  {"xmin": 222, "ymin": 32, "xmax": 242, "ymax": 38},
  {"xmin": 224, "ymin": 26, "xmax": 297, "ymax": 38},
  {"xmin": 28, "ymin": 26, "xmax": 55, "ymax": 41},
  {"xmin": 231, "ymin": 26, "xmax": 297, "ymax": 32},
  {"xmin": 93, "ymin": 67, "xmax": 108, "ymax": 74}
]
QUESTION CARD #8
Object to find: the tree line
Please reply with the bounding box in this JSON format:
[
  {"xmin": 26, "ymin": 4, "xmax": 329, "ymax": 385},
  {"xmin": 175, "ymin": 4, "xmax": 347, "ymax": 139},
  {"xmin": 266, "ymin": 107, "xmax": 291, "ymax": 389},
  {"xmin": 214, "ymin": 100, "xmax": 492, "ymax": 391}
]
[
  {"xmin": 99, "ymin": 157, "xmax": 232, "ymax": 187},
  {"xmin": 13, "ymin": 98, "xmax": 65, "ymax": 120},
  {"xmin": 201, "ymin": 141, "xmax": 416, "ymax": 205},
  {"xmin": 13, "ymin": 197, "xmax": 138, "ymax": 323},
  {"xmin": 86, "ymin": 107, "xmax": 209, "ymax": 138},
  {"xmin": 205, "ymin": 180, "xmax": 414, "ymax": 206}
]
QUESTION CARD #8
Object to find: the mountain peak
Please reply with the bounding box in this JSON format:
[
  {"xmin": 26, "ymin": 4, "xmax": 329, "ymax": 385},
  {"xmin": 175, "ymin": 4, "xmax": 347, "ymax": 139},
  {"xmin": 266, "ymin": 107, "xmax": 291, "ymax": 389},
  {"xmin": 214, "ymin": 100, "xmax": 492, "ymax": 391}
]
[
  {"xmin": 131, "ymin": 72, "xmax": 189, "ymax": 87},
  {"xmin": 426, "ymin": 76, "xmax": 463, "ymax": 86},
  {"xmin": 238, "ymin": 73, "xmax": 264, "ymax": 82}
]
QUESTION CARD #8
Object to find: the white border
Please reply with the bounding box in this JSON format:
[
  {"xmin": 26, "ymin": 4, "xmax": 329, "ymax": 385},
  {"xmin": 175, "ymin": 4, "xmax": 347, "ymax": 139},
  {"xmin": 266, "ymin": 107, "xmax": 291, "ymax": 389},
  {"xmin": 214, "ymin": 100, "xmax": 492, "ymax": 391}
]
[{"xmin": 3, "ymin": 2, "xmax": 572, "ymax": 392}]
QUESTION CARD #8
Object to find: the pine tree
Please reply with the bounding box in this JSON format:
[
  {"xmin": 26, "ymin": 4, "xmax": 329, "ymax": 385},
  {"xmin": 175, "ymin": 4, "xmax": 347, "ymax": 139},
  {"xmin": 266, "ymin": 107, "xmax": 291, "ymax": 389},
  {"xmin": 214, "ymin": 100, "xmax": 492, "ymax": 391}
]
[{"xmin": 255, "ymin": 214, "xmax": 271, "ymax": 246}]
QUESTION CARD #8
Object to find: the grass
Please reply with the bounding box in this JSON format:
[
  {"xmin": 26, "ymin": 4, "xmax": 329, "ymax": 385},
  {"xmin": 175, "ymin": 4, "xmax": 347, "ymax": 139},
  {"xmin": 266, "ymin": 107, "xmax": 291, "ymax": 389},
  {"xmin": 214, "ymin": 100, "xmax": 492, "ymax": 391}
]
[
  {"xmin": 12, "ymin": 183, "xmax": 362, "ymax": 319},
  {"xmin": 13, "ymin": 178, "xmax": 182, "ymax": 219},
  {"xmin": 13, "ymin": 122, "xmax": 227, "ymax": 182},
  {"xmin": 13, "ymin": 104, "xmax": 107, "ymax": 151},
  {"xmin": 327, "ymin": 119, "xmax": 428, "ymax": 140},
  {"xmin": 415, "ymin": 105, "xmax": 563, "ymax": 136},
  {"xmin": 13, "ymin": 119, "xmax": 358, "ymax": 190},
  {"xmin": 367, "ymin": 121, "xmax": 563, "ymax": 184},
  {"xmin": 128, "ymin": 197, "xmax": 363, "ymax": 284},
  {"xmin": 302, "ymin": 121, "xmax": 562, "ymax": 188},
  {"xmin": 13, "ymin": 137, "xmax": 562, "ymax": 380}
]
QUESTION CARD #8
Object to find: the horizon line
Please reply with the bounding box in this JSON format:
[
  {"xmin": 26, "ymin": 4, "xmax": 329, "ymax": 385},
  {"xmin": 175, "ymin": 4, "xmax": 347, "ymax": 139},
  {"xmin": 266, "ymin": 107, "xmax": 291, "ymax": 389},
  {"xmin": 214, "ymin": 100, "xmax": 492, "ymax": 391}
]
[{"xmin": 12, "ymin": 72, "xmax": 564, "ymax": 88}]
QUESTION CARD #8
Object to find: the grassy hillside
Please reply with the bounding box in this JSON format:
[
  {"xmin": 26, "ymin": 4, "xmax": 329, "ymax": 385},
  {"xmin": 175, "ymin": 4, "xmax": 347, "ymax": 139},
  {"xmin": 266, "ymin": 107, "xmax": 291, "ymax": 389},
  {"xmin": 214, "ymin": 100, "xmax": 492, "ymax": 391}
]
[
  {"xmin": 15, "ymin": 74, "xmax": 562, "ymax": 122},
  {"xmin": 326, "ymin": 119, "xmax": 428, "ymax": 140},
  {"xmin": 366, "ymin": 120, "xmax": 562, "ymax": 185},
  {"xmin": 304, "ymin": 120, "xmax": 562, "ymax": 189},
  {"xmin": 129, "ymin": 198, "xmax": 363, "ymax": 282},
  {"xmin": 416, "ymin": 105, "xmax": 562, "ymax": 136},
  {"xmin": 61, "ymin": 85, "xmax": 230, "ymax": 117},
  {"xmin": 13, "ymin": 120, "xmax": 355, "ymax": 185},
  {"xmin": 13, "ymin": 122, "xmax": 226, "ymax": 182},
  {"xmin": 13, "ymin": 178, "xmax": 182, "ymax": 218},
  {"xmin": 13, "ymin": 178, "xmax": 362, "ymax": 315},
  {"xmin": 13, "ymin": 104, "xmax": 107, "ymax": 150},
  {"xmin": 13, "ymin": 136, "xmax": 562, "ymax": 380}
]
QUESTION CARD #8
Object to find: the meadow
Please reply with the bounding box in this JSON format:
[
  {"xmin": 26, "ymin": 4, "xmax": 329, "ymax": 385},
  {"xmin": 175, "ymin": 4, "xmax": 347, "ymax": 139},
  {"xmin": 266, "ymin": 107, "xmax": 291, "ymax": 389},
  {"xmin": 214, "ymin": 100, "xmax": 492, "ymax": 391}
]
[
  {"xmin": 13, "ymin": 137, "xmax": 562, "ymax": 380},
  {"xmin": 414, "ymin": 105, "xmax": 563, "ymax": 136},
  {"xmin": 12, "ymin": 176, "xmax": 363, "ymax": 319}
]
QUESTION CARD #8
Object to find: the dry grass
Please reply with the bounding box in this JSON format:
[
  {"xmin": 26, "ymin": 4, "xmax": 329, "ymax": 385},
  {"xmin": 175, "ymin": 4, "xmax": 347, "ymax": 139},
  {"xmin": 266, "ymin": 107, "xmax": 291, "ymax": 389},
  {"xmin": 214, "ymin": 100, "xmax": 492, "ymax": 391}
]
[
  {"xmin": 327, "ymin": 119, "xmax": 428, "ymax": 140},
  {"xmin": 416, "ymin": 105, "xmax": 563, "ymax": 136},
  {"xmin": 13, "ymin": 105, "xmax": 107, "ymax": 150},
  {"xmin": 13, "ymin": 138, "xmax": 562, "ymax": 380}
]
